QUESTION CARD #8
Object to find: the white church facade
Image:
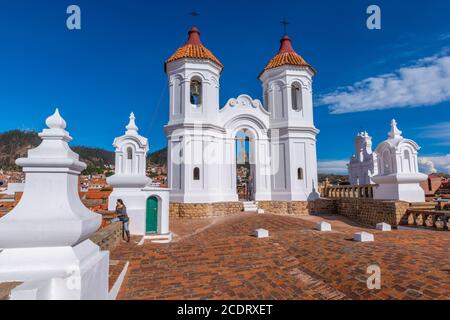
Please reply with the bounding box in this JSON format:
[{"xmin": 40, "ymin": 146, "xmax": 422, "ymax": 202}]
[{"xmin": 165, "ymin": 27, "xmax": 320, "ymax": 205}]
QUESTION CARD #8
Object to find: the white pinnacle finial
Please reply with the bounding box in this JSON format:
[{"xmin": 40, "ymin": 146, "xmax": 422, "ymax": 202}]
[
  {"xmin": 388, "ymin": 119, "xmax": 403, "ymax": 139},
  {"xmin": 126, "ymin": 112, "xmax": 139, "ymax": 134},
  {"xmin": 45, "ymin": 108, "xmax": 67, "ymax": 130}
]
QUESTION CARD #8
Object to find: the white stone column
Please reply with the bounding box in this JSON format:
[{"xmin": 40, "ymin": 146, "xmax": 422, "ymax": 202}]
[{"xmin": 0, "ymin": 109, "xmax": 109, "ymax": 300}]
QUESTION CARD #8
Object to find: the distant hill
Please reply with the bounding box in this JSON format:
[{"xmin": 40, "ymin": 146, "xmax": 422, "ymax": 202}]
[
  {"xmin": 0, "ymin": 130, "xmax": 115, "ymax": 170},
  {"xmin": 72, "ymin": 146, "xmax": 115, "ymax": 167},
  {"xmin": 1, "ymin": 131, "xmax": 350, "ymax": 179},
  {"xmin": 0, "ymin": 130, "xmax": 167, "ymax": 171},
  {"xmin": 0, "ymin": 130, "xmax": 41, "ymax": 169},
  {"xmin": 148, "ymin": 147, "xmax": 167, "ymax": 165}
]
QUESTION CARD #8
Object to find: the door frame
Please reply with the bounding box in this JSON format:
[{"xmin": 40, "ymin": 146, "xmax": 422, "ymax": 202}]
[{"xmin": 146, "ymin": 196, "xmax": 159, "ymax": 234}]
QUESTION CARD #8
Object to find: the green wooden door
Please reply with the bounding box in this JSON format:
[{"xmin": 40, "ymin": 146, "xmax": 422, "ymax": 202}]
[{"xmin": 146, "ymin": 196, "xmax": 158, "ymax": 234}]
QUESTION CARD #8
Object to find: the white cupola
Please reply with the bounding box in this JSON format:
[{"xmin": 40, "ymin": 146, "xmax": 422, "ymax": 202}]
[
  {"xmin": 107, "ymin": 112, "xmax": 150, "ymax": 188},
  {"xmin": 372, "ymin": 119, "xmax": 427, "ymax": 202},
  {"xmin": 259, "ymin": 34, "xmax": 317, "ymax": 128}
]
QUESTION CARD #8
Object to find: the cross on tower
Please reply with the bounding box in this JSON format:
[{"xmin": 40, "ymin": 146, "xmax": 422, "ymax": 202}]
[
  {"xmin": 189, "ymin": 11, "xmax": 200, "ymax": 19},
  {"xmin": 189, "ymin": 11, "xmax": 200, "ymax": 28},
  {"xmin": 281, "ymin": 18, "xmax": 290, "ymax": 35}
]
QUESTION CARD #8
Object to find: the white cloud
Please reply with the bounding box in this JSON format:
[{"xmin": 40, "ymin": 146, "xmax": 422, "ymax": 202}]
[
  {"xmin": 318, "ymin": 160, "xmax": 348, "ymax": 174},
  {"xmin": 418, "ymin": 155, "xmax": 450, "ymax": 174},
  {"xmin": 318, "ymin": 54, "xmax": 450, "ymax": 114},
  {"xmin": 419, "ymin": 121, "xmax": 450, "ymax": 146},
  {"xmin": 418, "ymin": 158, "xmax": 437, "ymax": 174},
  {"xmin": 439, "ymin": 33, "xmax": 450, "ymax": 41}
]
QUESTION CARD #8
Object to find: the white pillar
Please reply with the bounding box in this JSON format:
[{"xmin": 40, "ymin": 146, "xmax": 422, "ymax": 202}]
[{"xmin": 0, "ymin": 109, "xmax": 109, "ymax": 300}]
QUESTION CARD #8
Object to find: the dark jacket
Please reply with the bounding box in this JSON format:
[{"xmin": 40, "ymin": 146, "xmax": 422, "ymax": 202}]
[{"xmin": 116, "ymin": 205, "xmax": 129, "ymax": 222}]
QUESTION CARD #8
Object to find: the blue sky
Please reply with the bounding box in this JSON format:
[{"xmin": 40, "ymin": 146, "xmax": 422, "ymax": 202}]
[{"xmin": 0, "ymin": 0, "xmax": 449, "ymax": 173}]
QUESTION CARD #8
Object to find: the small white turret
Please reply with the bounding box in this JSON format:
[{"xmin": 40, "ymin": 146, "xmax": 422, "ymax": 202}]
[
  {"xmin": 107, "ymin": 112, "xmax": 150, "ymax": 188},
  {"xmin": 372, "ymin": 119, "xmax": 427, "ymax": 202},
  {"xmin": 348, "ymin": 131, "xmax": 378, "ymax": 185},
  {"xmin": 107, "ymin": 113, "xmax": 172, "ymax": 239}
]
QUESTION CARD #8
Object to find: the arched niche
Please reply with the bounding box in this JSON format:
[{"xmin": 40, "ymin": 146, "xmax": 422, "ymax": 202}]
[
  {"xmin": 190, "ymin": 75, "xmax": 203, "ymax": 107},
  {"xmin": 381, "ymin": 149, "xmax": 393, "ymax": 175},
  {"xmin": 290, "ymin": 81, "xmax": 303, "ymax": 112}
]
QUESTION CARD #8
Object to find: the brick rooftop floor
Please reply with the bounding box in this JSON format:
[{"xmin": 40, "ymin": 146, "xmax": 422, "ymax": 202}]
[
  {"xmin": 109, "ymin": 260, "xmax": 127, "ymax": 291},
  {"xmin": 111, "ymin": 213, "xmax": 450, "ymax": 300}
]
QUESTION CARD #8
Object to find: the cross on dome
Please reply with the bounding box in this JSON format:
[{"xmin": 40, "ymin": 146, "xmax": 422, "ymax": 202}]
[
  {"xmin": 280, "ymin": 18, "xmax": 290, "ymax": 35},
  {"xmin": 189, "ymin": 11, "xmax": 200, "ymax": 18}
]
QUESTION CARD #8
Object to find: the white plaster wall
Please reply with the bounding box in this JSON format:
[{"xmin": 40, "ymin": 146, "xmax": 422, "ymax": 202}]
[
  {"xmin": 108, "ymin": 188, "xmax": 170, "ymax": 236},
  {"xmin": 3, "ymin": 240, "xmax": 109, "ymax": 300},
  {"xmin": 166, "ymin": 59, "xmax": 222, "ymax": 127}
]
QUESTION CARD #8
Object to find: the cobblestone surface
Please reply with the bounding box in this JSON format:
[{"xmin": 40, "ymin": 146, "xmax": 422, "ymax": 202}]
[{"xmin": 111, "ymin": 213, "xmax": 450, "ymax": 300}]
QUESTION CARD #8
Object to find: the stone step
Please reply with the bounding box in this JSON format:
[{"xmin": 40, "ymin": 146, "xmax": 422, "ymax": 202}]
[
  {"xmin": 242, "ymin": 201, "xmax": 258, "ymax": 212},
  {"xmin": 409, "ymin": 202, "xmax": 436, "ymax": 210},
  {"xmin": 143, "ymin": 233, "xmax": 173, "ymax": 243}
]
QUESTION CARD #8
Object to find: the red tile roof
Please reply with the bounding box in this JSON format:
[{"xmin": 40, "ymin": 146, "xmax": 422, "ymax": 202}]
[
  {"xmin": 259, "ymin": 35, "xmax": 315, "ymax": 78},
  {"xmin": 165, "ymin": 27, "xmax": 223, "ymax": 71},
  {"xmin": 84, "ymin": 190, "xmax": 112, "ymax": 200}
]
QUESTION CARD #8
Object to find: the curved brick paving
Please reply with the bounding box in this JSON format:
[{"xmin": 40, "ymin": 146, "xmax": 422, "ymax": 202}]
[{"xmin": 111, "ymin": 213, "xmax": 450, "ymax": 300}]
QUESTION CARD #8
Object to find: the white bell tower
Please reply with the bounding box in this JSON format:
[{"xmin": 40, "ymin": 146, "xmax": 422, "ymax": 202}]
[
  {"xmin": 165, "ymin": 26, "xmax": 225, "ymax": 203},
  {"xmin": 259, "ymin": 34, "xmax": 319, "ymax": 201},
  {"xmin": 165, "ymin": 26, "xmax": 223, "ymax": 127}
]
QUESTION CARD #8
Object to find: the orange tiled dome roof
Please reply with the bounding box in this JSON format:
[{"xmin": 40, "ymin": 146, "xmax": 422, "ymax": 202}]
[
  {"xmin": 259, "ymin": 35, "xmax": 315, "ymax": 78},
  {"xmin": 165, "ymin": 27, "xmax": 223, "ymax": 71}
]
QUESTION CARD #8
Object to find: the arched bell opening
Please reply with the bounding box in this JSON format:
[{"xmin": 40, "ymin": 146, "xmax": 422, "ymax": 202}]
[{"xmin": 235, "ymin": 129, "xmax": 256, "ymax": 201}]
